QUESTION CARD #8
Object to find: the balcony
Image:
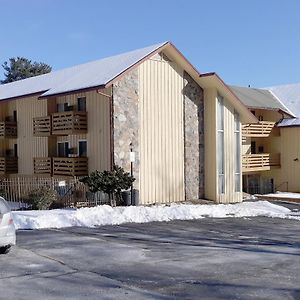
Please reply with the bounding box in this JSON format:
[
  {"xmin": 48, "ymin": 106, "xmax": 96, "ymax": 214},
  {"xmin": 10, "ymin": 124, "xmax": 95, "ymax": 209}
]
[
  {"xmin": 0, "ymin": 122, "xmax": 17, "ymax": 138},
  {"xmin": 34, "ymin": 157, "xmax": 88, "ymax": 177},
  {"xmin": 0, "ymin": 157, "xmax": 18, "ymax": 174},
  {"xmin": 52, "ymin": 111, "xmax": 87, "ymax": 135},
  {"xmin": 33, "ymin": 116, "xmax": 51, "ymax": 136},
  {"xmin": 33, "ymin": 157, "xmax": 52, "ymax": 175},
  {"xmin": 242, "ymin": 121, "xmax": 275, "ymax": 137},
  {"xmin": 242, "ymin": 153, "xmax": 280, "ymax": 173}
]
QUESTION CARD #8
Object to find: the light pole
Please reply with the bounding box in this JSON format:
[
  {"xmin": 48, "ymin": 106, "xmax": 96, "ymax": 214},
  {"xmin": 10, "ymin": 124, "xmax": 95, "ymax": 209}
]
[{"xmin": 129, "ymin": 143, "xmax": 135, "ymax": 205}]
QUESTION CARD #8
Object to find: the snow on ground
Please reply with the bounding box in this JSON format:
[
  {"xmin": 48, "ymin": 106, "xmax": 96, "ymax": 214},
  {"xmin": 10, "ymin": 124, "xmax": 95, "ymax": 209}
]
[
  {"xmin": 12, "ymin": 201, "xmax": 300, "ymax": 230},
  {"xmin": 261, "ymin": 192, "xmax": 300, "ymax": 199}
]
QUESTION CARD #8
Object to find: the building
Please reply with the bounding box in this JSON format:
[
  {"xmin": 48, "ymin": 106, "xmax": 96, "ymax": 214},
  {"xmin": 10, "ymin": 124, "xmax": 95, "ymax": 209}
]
[
  {"xmin": 0, "ymin": 42, "xmax": 257, "ymax": 205},
  {"xmin": 231, "ymin": 84, "xmax": 300, "ymax": 194}
]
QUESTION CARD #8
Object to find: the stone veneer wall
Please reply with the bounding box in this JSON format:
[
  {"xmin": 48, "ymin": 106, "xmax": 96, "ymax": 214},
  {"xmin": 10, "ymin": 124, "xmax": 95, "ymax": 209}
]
[
  {"xmin": 183, "ymin": 72, "xmax": 205, "ymax": 200},
  {"xmin": 113, "ymin": 69, "xmax": 139, "ymax": 189}
]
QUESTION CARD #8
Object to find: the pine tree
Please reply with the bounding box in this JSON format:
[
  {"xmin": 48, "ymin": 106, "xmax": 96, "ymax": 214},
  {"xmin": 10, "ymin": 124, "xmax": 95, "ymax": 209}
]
[{"xmin": 1, "ymin": 57, "xmax": 51, "ymax": 84}]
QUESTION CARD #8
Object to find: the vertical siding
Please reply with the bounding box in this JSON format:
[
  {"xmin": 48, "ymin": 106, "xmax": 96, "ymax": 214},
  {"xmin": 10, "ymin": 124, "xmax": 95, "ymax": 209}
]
[
  {"xmin": 16, "ymin": 96, "xmax": 48, "ymax": 174},
  {"xmin": 218, "ymin": 97, "xmax": 243, "ymax": 203},
  {"xmin": 139, "ymin": 58, "xmax": 185, "ymax": 205},
  {"xmin": 204, "ymin": 88, "xmax": 217, "ymax": 201},
  {"xmin": 275, "ymin": 127, "xmax": 300, "ymax": 192},
  {"xmin": 204, "ymin": 88, "xmax": 242, "ymax": 203},
  {"xmin": 55, "ymin": 89, "xmax": 111, "ymax": 172}
]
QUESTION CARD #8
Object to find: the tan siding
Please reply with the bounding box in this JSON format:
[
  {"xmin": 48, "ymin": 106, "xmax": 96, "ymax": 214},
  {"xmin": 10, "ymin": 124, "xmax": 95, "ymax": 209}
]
[
  {"xmin": 55, "ymin": 89, "xmax": 111, "ymax": 172},
  {"xmin": 204, "ymin": 88, "xmax": 242, "ymax": 203},
  {"xmin": 16, "ymin": 96, "xmax": 48, "ymax": 175},
  {"xmin": 204, "ymin": 88, "xmax": 217, "ymax": 201},
  {"xmin": 218, "ymin": 98, "xmax": 242, "ymax": 203},
  {"xmin": 270, "ymin": 127, "xmax": 300, "ymax": 192},
  {"xmin": 139, "ymin": 58, "xmax": 185, "ymax": 205}
]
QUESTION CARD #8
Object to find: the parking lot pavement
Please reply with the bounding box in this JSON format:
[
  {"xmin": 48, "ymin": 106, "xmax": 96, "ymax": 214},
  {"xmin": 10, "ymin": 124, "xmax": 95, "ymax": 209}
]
[{"xmin": 1, "ymin": 217, "xmax": 300, "ymax": 300}]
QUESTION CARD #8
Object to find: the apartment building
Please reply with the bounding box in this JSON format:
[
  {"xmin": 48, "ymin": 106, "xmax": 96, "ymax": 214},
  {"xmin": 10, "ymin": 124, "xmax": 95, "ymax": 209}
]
[{"xmin": 0, "ymin": 42, "xmax": 256, "ymax": 205}]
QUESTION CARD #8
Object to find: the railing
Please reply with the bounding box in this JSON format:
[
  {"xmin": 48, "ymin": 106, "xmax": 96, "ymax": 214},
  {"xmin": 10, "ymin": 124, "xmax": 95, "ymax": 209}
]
[
  {"xmin": 0, "ymin": 157, "xmax": 18, "ymax": 174},
  {"xmin": 53, "ymin": 157, "xmax": 88, "ymax": 177},
  {"xmin": 0, "ymin": 121, "xmax": 17, "ymax": 138},
  {"xmin": 52, "ymin": 111, "xmax": 87, "ymax": 135},
  {"xmin": 33, "ymin": 157, "xmax": 52, "ymax": 175},
  {"xmin": 34, "ymin": 157, "xmax": 89, "ymax": 176},
  {"xmin": 242, "ymin": 121, "xmax": 275, "ymax": 137},
  {"xmin": 242, "ymin": 153, "xmax": 280, "ymax": 172},
  {"xmin": 33, "ymin": 116, "xmax": 51, "ymax": 136}
]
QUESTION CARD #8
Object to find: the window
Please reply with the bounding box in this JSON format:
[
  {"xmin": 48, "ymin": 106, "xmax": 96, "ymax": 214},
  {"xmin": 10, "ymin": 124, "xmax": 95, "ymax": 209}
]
[
  {"xmin": 78, "ymin": 140, "xmax": 87, "ymax": 157},
  {"xmin": 251, "ymin": 141, "xmax": 256, "ymax": 154},
  {"xmin": 258, "ymin": 115, "xmax": 264, "ymax": 121},
  {"xmin": 234, "ymin": 110, "xmax": 241, "ymax": 192},
  {"xmin": 57, "ymin": 103, "xmax": 69, "ymax": 112},
  {"xmin": 57, "ymin": 142, "xmax": 69, "ymax": 157},
  {"xmin": 77, "ymin": 97, "xmax": 86, "ymax": 112},
  {"xmin": 217, "ymin": 95, "xmax": 225, "ymax": 194}
]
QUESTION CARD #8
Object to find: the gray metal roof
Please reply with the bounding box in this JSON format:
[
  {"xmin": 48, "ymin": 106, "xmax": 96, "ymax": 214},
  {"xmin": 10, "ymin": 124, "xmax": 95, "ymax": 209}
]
[
  {"xmin": 268, "ymin": 83, "xmax": 300, "ymax": 118},
  {"xmin": 229, "ymin": 85, "xmax": 294, "ymax": 116},
  {"xmin": 0, "ymin": 42, "xmax": 167, "ymax": 101},
  {"xmin": 277, "ymin": 118, "xmax": 300, "ymax": 127}
]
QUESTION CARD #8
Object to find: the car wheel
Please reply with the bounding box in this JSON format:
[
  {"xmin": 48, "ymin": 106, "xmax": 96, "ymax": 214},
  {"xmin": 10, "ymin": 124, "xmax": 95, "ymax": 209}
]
[{"xmin": 0, "ymin": 245, "xmax": 11, "ymax": 254}]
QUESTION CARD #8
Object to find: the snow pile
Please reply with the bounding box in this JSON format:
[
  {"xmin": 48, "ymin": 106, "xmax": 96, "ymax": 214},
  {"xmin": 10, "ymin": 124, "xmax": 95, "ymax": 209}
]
[
  {"xmin": 12, "ymin": 201, "xmax": 300, "ymax": 230},
  {"xmin": 262, "ymin": 192, "xmax": 300, "ymax": 199}
]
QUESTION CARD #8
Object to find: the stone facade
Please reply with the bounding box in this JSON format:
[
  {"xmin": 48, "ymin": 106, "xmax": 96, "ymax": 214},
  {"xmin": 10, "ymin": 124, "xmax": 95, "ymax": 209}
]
[
  {"xmin": 113, "ymin": 69, "xmax": 139, "ymax": 189},
  {"xmin": 183, "ymin": 72, "xmax": 205, "ymax": 200}
]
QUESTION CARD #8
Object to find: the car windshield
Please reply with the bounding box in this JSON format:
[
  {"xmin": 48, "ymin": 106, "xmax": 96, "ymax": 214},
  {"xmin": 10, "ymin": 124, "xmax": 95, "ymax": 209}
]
[{"xmin": 0, "ymin": 197, "xmax": 10, "ymax": 215}]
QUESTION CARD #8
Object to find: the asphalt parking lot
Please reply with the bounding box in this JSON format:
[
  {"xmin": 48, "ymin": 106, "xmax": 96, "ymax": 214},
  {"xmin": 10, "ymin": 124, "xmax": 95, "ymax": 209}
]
[{"xmin": 0, "ymin": 215, "xmax": 299, "ymax": 300}]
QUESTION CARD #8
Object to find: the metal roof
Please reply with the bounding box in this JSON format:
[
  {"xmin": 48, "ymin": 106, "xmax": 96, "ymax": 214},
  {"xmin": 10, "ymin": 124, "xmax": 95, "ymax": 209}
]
[
  {"xmin": 229, "ymin": 85, "xmax": 294, "ymax": 116},
  {"xmin": 268, "ymin": 83, "xmax": 300, "ymax": 118},
  {"xmin": 0, "ymin": 42, "xmax": 167, "ymax": 101},
  {"xmin": 277, "ymin": 118, "xmax": 300, "ymax": 127}
]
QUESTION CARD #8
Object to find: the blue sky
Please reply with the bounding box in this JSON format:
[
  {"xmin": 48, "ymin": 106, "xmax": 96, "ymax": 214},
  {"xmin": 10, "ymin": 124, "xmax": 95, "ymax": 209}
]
[{"xmin": 0, "ymin": 0, "xmax": 299, "ymax": 87}]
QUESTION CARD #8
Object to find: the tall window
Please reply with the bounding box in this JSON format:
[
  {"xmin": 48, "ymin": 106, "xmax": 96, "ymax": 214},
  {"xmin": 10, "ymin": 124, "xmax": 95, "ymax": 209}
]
[
  {"xmin": 77, "ymin": 97, "xmax": 86, "ymax": 112},
  {"xmin": 234, "ymin": 110, "xmax": 241, "ymax": 192},
  {"xmin": 217, "ymin": 95, "xmax": 225, "ymax": 194},
  {"xmin": 78, "ymin": 140, "xmax": 87, "ymax": 157},
  {"xmin": 57, "ymin": 142, "xmax": 69, "ymax": 157}
]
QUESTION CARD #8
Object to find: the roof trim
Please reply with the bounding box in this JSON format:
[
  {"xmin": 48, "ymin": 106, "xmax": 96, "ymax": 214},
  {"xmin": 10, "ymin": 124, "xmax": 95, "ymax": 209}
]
[
  {"xmin": 38, "ymin": 84, "xmax": 105, "ymax": 99},
  {"xmin": 199, "ymin": 72, "xmax": 258, "ymax": 123},
  {"xmin": 0, "ymin": 91, "xmax": 46, "ymax": 103},
  {"xmin": 104, "ymin": 41, "xmax": 170, "ymax": 88}
]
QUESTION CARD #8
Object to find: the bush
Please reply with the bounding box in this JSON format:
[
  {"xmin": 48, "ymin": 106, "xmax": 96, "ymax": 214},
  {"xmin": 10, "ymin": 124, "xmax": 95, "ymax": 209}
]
[
  {"xmin": 80, "ymin": 165, "xmax": 135, "ymax": 206},
  {"xmin": 28, "ymin": 186, "xmax": 57, "ymax": 210}
]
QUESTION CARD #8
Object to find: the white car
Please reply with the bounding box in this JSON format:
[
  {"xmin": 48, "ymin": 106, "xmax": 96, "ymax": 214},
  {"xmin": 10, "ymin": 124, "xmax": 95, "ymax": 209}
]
[{"xmin": 0, "ymin": 197, "xmax": 16, "ymax": 254}]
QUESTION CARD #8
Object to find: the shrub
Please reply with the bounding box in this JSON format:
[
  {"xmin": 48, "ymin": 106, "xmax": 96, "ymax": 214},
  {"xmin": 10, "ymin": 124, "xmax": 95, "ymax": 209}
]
[
  {"xmin": 80, "ymin": 165, "xmax": 135, "ymax": 206},
  {"xmin": 28, "ymin": 186, "xmax": 57, "ymax": 210}
]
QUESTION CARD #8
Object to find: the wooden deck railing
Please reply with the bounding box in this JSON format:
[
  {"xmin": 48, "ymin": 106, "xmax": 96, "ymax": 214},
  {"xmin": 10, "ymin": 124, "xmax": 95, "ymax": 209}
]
[
  {"xmin": 33, "ymin": 116, "xmax": 51, "ymax": 136},
  {"xmin": 242, "ymin": 153, "xmax": 280, "ymax": 172},
  {"xmin": 52, "ymin": 157, "xmax": 88, "ymax": 177},
  {"xmin": 34, "ymin": 157, "xmax": 88, "ymax": 176},
  {"xmin": 242, "ymin": 121, "xmax": 275, "ymax": 137},
  {"xmin": 0, "ymin": 157, "xmax": 18, "ymax": 174},
  {"xmin": 52, "ymin": 111, "xmax": 87, "ymax": 135},
  {"xmin": 33, "ymin": 157, "xmax": 52, "ymax": 175},
  {"xmin": 0, "ymin": 121, "xmax": 17, "ymax": 138}
]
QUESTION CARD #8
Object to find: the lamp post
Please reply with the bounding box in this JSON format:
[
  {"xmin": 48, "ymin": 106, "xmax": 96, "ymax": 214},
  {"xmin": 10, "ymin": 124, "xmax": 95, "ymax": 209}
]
[{"xmin": 129, "ymin": 143, "xmax": 135, "ymax": 205}]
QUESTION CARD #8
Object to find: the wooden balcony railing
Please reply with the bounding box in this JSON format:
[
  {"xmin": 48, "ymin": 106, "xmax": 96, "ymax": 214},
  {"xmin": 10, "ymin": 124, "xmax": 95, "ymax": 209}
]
[
  {"xmin": 33, "ymin": 157, "xmax": 52, "ymax": 175},
  {"xmin": 242, "ymin": 121, "xmax": 275, "ymax": 137},
  {"xmin": 34, "ymin": 157, "xmax": 88, "ymax": 176},
  {"xmin": 53, "ymin": 157, "xmax": 88, "ymax": 177},
  {"xmin": 0, "ymin": 157, "xmax": 18, "ymax": 174},
  {"xmin": 0, "ymin": 122, "xmax": 17, "ymax": 138},
  {"xmin": 52, "ymin": 111, "xmax": 87, "ymax": 135},
  {"xmin": 33, "ymin": 116, "xmax": 51, "ymax": 136},
  {"xmin": 242, "ymin": 153, "xmax": 280, "ymax": 172}
]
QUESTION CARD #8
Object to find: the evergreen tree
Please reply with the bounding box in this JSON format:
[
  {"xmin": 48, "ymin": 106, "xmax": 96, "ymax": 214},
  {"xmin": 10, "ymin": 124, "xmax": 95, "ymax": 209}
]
[{"xmin": 1, "ymin": 57, "xmax": 51, "ymax": 84}]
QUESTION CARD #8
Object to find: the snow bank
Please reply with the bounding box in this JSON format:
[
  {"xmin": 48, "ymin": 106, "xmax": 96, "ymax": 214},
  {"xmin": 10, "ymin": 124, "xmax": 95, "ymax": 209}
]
[
  {"xmin": 262, "ymin": 192, "xmax": 300, "ymax": 199},
  {"xmin": 12, "ymin": 201, "xmax": 300, "ymax": 230}
]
